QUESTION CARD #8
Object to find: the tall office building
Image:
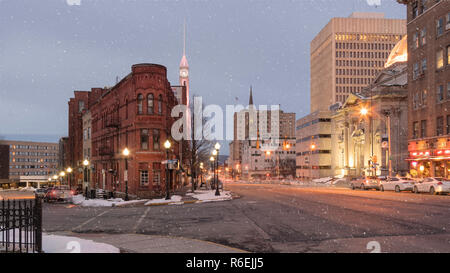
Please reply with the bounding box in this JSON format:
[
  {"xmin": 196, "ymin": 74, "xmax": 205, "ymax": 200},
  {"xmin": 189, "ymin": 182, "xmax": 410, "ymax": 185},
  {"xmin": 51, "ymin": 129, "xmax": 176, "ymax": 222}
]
[{"xmin": 310, "ymin": 12, "xmax": 406, "ymax": 112}]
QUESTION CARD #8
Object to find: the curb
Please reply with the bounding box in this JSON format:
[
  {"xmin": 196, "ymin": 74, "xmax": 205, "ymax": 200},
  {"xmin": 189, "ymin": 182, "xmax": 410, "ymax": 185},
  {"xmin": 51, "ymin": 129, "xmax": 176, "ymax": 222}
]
[{"xmin": 144, "ymin": 197, "xmax": 235, "ymax": 207}]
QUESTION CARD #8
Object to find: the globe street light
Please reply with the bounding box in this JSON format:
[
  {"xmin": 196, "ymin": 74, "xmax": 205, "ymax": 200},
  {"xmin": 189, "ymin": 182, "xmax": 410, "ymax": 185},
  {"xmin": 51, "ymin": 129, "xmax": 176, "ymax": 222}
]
[
  {"xmin": 164, "ymin": 140, "xmax": 171, "ymax": 200},
  {"xmin": 122, "ymin": 148, "xmax": 130, "ymax": 201}
]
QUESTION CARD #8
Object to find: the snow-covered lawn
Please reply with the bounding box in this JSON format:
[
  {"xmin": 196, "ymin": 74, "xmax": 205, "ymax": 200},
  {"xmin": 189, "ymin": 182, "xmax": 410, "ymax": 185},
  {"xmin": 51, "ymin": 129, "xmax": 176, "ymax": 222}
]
[
  {"xmin": 145, "ymin": 195, "xmax": 183, "ymax": 205},
  {"xmin": 72, "ymin": 195, "xmax": 148, "ymax": 207}
]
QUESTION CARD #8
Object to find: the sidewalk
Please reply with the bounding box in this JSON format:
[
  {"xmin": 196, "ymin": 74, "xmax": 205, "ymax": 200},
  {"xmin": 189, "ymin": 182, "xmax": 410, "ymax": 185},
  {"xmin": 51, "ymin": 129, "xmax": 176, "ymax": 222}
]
[{"xmin": 55, "ymin": 232, "xmax": 247, "ymax": 253}]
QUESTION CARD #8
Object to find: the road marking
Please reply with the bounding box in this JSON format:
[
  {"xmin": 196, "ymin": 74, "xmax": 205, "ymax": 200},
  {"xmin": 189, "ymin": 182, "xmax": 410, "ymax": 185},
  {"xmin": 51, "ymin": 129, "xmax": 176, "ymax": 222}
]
[
  {"xmin": 133, "ymin": 207, "xmax": 151, "ymax": 233},
  {"xmin": 233, "ymin": 203, "xmax": 271, "ymax": 240},
  {"xmin": 73, "ymin": 209, "xmax": 112, "ymax": 231}
]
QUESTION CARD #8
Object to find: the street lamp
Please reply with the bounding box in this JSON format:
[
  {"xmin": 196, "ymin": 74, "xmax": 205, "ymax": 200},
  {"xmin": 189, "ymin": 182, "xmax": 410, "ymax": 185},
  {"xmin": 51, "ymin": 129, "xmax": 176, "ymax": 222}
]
[
  {"xmin": 83, "ymin": 159, "xmax": 90, "ymax": 198},
  {"xmin": 122, "ymin": 148, "xmax": 130, "ymax": 201},
  {"xmin": 164, "ymin": 140, "xmax": 171, "ymax": 200},
  {"xmin": 214, "ymin": 142, "xmax": 221, "ymax": 196},
  {"xmin": 210, "ymin": 156, "xmax": 215, "ymax": 190},
  {"xmin": 66, "ymin": 167, "xmax": 73, "ymax": 189}
]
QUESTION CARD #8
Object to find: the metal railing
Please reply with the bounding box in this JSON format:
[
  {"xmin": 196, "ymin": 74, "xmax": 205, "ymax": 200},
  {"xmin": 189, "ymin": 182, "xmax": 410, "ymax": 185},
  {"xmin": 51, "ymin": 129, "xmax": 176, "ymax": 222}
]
[{"xmin": 0, "ymin": 197, "xmax": 42, "ymax": 253}]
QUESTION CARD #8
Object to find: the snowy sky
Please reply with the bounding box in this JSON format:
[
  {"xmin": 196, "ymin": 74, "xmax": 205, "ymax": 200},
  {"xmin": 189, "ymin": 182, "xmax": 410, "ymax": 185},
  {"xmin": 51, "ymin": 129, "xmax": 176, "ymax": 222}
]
[{"xmin": 0, "ymin": 0, "xmax": 405, "ymax": 152}]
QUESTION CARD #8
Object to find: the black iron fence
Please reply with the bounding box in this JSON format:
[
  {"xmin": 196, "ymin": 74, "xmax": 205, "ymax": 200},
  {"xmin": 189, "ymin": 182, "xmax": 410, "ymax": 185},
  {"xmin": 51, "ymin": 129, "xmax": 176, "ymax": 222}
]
[{"xmin": 0, "ymin": 197, "xmax": 42, "ymax": 253}]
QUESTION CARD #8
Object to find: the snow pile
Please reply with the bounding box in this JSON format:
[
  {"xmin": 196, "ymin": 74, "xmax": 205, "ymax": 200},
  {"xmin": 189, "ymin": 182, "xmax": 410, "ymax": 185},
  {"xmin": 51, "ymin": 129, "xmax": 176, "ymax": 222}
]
[
  {"xmin": 191, "ymin": 190, "xmax": 233, "ymax": 202},
  {"xmin": 19, "ymin": 187, "xmax": 36, "ymax": 192},
  {"xmin": 72, "ymin": 195, "xmax": 147, "ymax": 207},
  {"xmin": 43, "ymin": 234, "xmax": 120, "ymax": 253},
  {"xmin": 145, "ymin": 195, "xmax": 183, "ymax": 205},
  {"xmin": 312, "ymin": 177, "xmax": 333, "ymax": 184}
]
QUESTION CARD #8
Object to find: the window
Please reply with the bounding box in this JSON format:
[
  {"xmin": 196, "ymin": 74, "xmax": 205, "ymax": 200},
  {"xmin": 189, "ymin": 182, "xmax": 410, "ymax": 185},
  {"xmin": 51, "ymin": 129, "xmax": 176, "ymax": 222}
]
[
  {"xmin": 421, "ymin": 120, "xmax": 427, "ymax": 138},
  {"xmin": 437, "ymin": 49, "xmax": 444, "ymax": 69},
  {"xmin": 125, "ymin": 98, "xmax": 128, "ymax": 119},
  {"xmin": 447, "ymin": 13, "xmax": 450, "ymax": 31},
  {"xmin": 141, "ymin": 129, "xmax": 149, "ymax": 150},
  {"xmin": 153, "ymin": 129, "xmax": 160, "ymax": 150},
  {"xmin": 447, "ymin": 115, "xmax": 450, "ymax": 135},
  {"xmin": 153, "ymin": 170, "xmax": 161, "ymax": 186},
  {"xmin": 437, "ymin": 18, "xmax": 444, "ymax": 37},
  {"xmin": 78, "ymin": 101, "xmax": 85, "ymax": 113},
  {"xmin": 420, "ymin": 28, "xmax": 426, "ymax": 46},
  {"xmin": 422, "ymin": 89, "xmax": 428, "ymax": 106},
  {"xmin": 447, "ymin": 82, "xmax": 450, "ymax": 99},
  {"xmin": 413, "ymin": 63, "xmax": 419, "ymax": 79},
  {"xmin": 158, "ymin": 95, "xmax": 162, "ymax": 115},
  {"xmin": 437, "ymin": 116, "xmax": 444, "ymax": 136},
  {"xmin": 413, "ymin": 92, "xmax": 419, "ymax": 109},
  {"xmin": 137, "ymin": 94, "xmax": 143, "ymax": 114},
  {"xmin": 447, "ymin": 45, "xmax": 450, "ymax": 65},
  {"xmin": 147, "ymin": 94, "xmax": 154, "ymax": 114},
  {"xmin": 437, "ymin": 85, "xmax": 444, "ymax": 103},
  {"xmin": 421, "ymin": 58, "xmax": 427, "ymax": 73},
  {"xmin": 140, "ymin": 170, "xmax": 149, "ymax": 187},
  {"xmin": 413, "ymin": 32, "xmax": 418, "ymax": 49},
  {"xmin": 413, "ymin": 122, "xmax": 419, "ymax": 139}
]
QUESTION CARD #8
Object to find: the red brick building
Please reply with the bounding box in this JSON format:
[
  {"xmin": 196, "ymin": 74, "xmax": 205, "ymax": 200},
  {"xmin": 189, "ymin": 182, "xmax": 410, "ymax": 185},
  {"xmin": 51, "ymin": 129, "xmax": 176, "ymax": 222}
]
[
  {"xmin": 68, "ymin": 63, "xmax": 181, "ymax": 198},
  {"xmin": 398, "ymin": 0, "xmax": 450, "ymax": 177},
  {"xmin": 67, "ymin": 88, "xmax": 105, "ymax": 189}
]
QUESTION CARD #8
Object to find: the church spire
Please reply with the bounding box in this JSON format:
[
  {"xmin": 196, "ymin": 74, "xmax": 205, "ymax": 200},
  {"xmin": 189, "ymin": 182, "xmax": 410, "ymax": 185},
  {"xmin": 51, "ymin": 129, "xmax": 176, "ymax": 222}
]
[
  {"xmin": 180, "ymin": 19, "xmax": 189, "ymax": 68},
  {"xmin": 249, "ymin": 85, "xmax": 254, "ymax": 106}
]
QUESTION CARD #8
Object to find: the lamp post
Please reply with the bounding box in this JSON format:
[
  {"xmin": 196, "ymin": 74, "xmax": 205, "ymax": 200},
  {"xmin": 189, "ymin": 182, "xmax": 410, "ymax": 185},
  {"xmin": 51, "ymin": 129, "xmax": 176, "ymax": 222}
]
[
  {"xmin": 66, "ymin": 167, "xmax": 73, "ymax": 189},
  {"xmin": 214, "ymin": 142, "xmax": 221, "ymax": 196},
  {"xmin": 59, "ymin": 171, "xmax": 65, "ymax": 187},
  {"xmin": 122, "ymin": 148, "xmax": 130, "ymax": 201},
  {"xmin": 83, "ymin": 159, "xmax": 89, "ymax": 198},
  {"xmin": 210, "ymin": 156, "xmax": 215, "ymax": 190},
  {"xmin": 164, "ymin": 140, "xmax": 171, "ymax": 200},
  {"xmin": 200, "ymin": 162, "xmax": 204, "ymax": 188},
  {"xmin": 360, "ymin": 106, "xmax": 374, "ymax": 176},
  {"xmin": 310, "ymin": 143, "xmax": 316, "ymax": 181}
]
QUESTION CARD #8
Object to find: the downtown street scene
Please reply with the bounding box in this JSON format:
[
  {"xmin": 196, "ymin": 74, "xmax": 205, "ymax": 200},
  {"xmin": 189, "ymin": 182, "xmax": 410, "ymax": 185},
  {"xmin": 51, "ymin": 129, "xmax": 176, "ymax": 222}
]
[{"xmin": 1, "ymin": 0, "xmax": 450, "ymax": 259}]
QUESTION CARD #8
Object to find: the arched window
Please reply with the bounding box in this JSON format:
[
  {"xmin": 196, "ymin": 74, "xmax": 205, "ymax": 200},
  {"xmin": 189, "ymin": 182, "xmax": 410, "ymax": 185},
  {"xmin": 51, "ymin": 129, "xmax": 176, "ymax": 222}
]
[
  {"xmin": 148, "ymin": 93, "xmax": 154, "ymax": 114},
  {"xmin": 158, "ymin": 95, "xmax": 162, "ymax": 115},
  {"xmin": 125, "ymin": 98, "xmax": 128, "ymax": 119},
  {"xmin": 137, "ymin": 94, "xmax": 143, "ymax": 114}
]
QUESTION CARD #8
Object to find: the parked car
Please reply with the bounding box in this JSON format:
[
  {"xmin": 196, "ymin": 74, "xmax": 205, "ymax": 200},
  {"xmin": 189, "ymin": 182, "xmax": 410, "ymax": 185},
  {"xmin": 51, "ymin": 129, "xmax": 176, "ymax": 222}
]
[
  {"xmin": 413, "ymin": 177, "xmax": 450, "ymax": 195},
  {"xmin": 44, "ymin": 186, "xmax": 75, "ymax": 202},
  {"xmin": 35, "ymin": 188, "xmax": 49, "ymax": 198},
  {"xmin": 350, "ymin": 176, "xmax": 380, "ymax": 190},
  {"xmin": 380, "ymin": 177, "xmax": 415, "ymax": 192}
]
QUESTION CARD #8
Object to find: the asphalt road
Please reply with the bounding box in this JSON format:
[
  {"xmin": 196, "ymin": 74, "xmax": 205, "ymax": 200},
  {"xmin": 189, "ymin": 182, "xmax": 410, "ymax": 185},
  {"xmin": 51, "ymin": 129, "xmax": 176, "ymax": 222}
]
[{"xmin": 41, "ymin": 183, "xmax": 450, "ymax": 253}]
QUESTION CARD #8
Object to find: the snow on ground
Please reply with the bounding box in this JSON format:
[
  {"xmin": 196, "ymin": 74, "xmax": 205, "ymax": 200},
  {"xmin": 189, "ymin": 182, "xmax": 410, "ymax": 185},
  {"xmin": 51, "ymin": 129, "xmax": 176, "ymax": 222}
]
[
  {"xmin": 0, "ymin": 230, "xmax": 119, "ymax": 253},
  {"xmin": 191, "ymin": 190, "xmax": 233, "ymax": 202},
  {"xmin": 43, "ymin": 234, "xmax": 120, "ymax": 253},
  {"xmin": 71, "ymin": 195, "xmax": 148, "ymax": 207},
  {"xmin": 145, "ymin": 195, "xmax": 183, "ymax": 205}
]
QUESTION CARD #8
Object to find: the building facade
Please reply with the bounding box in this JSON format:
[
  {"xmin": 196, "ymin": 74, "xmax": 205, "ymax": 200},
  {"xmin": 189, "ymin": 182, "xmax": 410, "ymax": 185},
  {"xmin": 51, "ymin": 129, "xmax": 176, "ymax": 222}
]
[
  {"xmin": 86, "ymin": 64, "xmax": 180, "ymax": 199},
  {"xmin": 0, "ymin": 144, "xmax": 9, "ymax": 184},
  {"xmin": 310, "ymin": 12, "xmax": 406, "ymax": 112},
  {"xmin": 331, "ymin": 60, "xmax": 409, "ymax": 178},
  {"xmin": 398, "ymin": 0, "xmax": 450, "ymax": 178},
  {"xmin": 295, "ymin": 111, "xmax": 332, "ymax": 180},
  {"xmin": 0, "ymin": 140, "xmax": 59, "ymax": 188}
]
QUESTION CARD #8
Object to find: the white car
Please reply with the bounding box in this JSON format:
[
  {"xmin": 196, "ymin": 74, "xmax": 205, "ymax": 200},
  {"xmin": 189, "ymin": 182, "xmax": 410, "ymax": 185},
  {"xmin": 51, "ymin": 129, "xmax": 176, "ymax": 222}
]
[
  {"xmin": 413, "ymin": 177, "xmax": 450, "ymax": 195},
  {"xmin": 380, "ymin": 177, "xmax": 415, "ymax": 192}
]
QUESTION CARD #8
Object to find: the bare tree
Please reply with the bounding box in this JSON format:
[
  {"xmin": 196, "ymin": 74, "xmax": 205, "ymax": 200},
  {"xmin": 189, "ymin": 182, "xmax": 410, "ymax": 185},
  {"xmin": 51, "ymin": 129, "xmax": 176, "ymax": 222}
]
[{"xmin": 186, "ymin": 96, "xmax": 213, "ymax": 192}]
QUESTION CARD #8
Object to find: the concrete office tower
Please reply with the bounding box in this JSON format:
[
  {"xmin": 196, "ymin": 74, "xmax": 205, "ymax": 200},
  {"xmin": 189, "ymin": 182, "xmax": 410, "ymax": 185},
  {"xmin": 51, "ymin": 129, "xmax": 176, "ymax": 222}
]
[{"xmin": 310, "ymin": 12, "xmax": 406, "ymax": 112}]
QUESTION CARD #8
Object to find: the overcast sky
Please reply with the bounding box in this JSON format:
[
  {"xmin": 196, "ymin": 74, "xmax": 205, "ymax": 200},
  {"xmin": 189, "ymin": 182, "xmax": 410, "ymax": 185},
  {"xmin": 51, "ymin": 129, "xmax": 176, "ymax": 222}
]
[{"xmin": 0, "ymin": 0, "xmax": 405, "ymax": 152}]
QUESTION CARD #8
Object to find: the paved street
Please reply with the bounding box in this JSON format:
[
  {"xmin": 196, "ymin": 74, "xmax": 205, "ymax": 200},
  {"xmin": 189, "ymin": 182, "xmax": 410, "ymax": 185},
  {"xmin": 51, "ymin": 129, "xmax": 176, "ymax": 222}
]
[{"xmin": 41, "ymin": 183, "xmax": 450, "ymax": 253}]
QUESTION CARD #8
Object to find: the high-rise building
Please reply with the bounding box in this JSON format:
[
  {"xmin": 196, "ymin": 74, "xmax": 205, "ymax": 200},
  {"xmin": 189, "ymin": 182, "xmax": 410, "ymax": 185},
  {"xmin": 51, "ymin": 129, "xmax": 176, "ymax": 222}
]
[
  {"xmin": 310, "ymin": 12, "xmax": 406, "ymax": 112},
  {"xmin": 0, "ymin": 140, "xmax": 59, "ymax": 188},
  {"xmin": 398, "ymin": 0, "xmax": 450, "ymax": 178}
]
